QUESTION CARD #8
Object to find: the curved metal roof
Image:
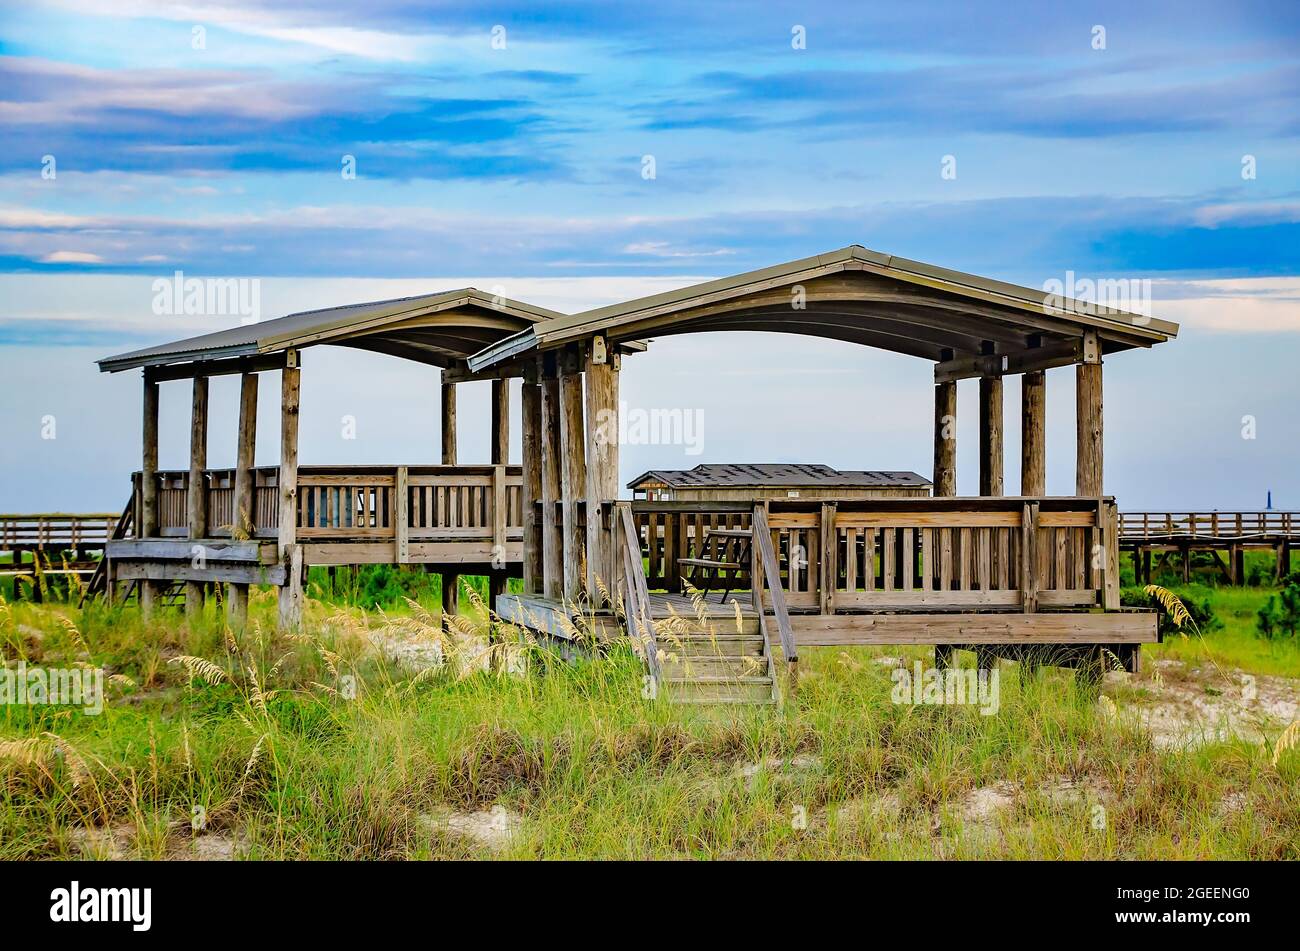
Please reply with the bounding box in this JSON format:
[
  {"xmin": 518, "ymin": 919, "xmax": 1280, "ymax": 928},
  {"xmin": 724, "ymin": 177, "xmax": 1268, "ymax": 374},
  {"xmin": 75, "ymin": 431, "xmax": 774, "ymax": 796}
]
[
  {"xmin": 98, "ymin": 288, "xmax": 563, "ymax": 373},
  {"xmin": 469, "ymin": 245, "xmax": 1178, "ymax": 377}
]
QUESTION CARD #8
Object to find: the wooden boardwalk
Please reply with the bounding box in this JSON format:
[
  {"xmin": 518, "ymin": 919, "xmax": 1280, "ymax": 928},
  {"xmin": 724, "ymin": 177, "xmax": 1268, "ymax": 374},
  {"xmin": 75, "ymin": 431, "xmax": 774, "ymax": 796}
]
[
  {"xmin": 1, "ymin": 513, "xmax": 120, "ymax": 551},
  {"xmin": 1120, "ymin": 511, "xmax": 1297, "ymax": 583},
  {"xmin": 1, "ymin": 512, "xmax": 121, "ymax": 598}
]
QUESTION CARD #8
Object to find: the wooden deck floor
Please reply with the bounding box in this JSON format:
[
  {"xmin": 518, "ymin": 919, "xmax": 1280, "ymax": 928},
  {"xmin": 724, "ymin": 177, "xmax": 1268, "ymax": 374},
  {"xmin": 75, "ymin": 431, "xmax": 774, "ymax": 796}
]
[
  {"xmin": 646, "ymin": 592, "xmax": 757, "ymax": 619},
  {"xmin": 494, "ymin": 591, "xmax": 755, "ymax": 640},
  {"xmin": 495, "ymin": 589, "xmax": 1157, "ymax": 648}
]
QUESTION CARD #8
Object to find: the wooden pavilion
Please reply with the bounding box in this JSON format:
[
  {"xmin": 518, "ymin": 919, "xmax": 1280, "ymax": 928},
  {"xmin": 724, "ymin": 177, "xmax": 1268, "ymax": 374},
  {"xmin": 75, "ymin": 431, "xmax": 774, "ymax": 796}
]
[
  {"xmin": 95, "ymin": 289, "xmax": 641, "ymax": 627},
  {"xmin": 97, "ymin": 245, "xmax": 1178, "ymax": 701},
  {"xmin": 469, "ymin": 246, "xmax": 1178, "ymax": 698}
]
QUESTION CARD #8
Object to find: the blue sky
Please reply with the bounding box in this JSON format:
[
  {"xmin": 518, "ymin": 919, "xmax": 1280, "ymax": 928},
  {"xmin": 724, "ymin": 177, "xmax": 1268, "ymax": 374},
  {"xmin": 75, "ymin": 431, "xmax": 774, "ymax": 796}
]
[{"xmin": 1, "ymin": 0, "xmax": 1298, "ymax": 511}]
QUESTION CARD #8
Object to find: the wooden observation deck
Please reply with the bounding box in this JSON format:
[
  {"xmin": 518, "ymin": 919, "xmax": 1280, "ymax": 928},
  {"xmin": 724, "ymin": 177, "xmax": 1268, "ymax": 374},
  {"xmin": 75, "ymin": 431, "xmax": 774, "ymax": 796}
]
[{"xmin": 91, "ymin": 245, "xmax": 1179, "ymax": 700}]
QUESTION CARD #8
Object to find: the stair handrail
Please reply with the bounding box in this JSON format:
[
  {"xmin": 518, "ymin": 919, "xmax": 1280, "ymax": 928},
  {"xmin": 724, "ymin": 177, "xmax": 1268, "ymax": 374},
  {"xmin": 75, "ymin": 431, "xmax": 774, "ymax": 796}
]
[
  {"xmin": 751, "ymin": 504, "xmax": 797, "ymax": 683},
  {"xmin": 80, "ymin": 492, "xmax": 136, "ymax": 605},
  {"xmin": 618, "ymin": 503, "xmax": 662, "ymax": 683}
]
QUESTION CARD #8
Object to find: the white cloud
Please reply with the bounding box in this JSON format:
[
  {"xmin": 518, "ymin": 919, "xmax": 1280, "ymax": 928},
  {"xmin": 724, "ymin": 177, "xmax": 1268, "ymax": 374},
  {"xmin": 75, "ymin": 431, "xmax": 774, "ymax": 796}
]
[
  {"xmin": 1155, "ymin": 277, "xmax": 1300, "ymax": 333},
  {"xmin": 44, "ymin": 0, "xmax": 457, "ymax": 62},
  {"xmin": 39, "ymin": 250, "xmax": 103, "ymax": 264},
  {"xmin": 1192, "ymin": 202, "xmax": 1300, "ymax": 228}
]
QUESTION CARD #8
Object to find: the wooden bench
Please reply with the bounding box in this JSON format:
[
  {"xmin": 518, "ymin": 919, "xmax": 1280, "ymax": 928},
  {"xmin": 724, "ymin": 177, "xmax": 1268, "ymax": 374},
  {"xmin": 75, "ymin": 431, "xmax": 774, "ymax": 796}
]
[{"xmin": 679, "ymin": 528, "xmax": 752, "ymax": 603}]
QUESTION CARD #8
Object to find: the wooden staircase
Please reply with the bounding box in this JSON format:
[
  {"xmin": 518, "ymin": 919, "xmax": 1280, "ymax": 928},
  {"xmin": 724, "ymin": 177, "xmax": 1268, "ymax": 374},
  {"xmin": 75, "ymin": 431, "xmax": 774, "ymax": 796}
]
[
  {"xmin": 658, "ymin": 617, "xmax": 775, "ymax": 704},
  {"xmin": 619, "ymin": 504, "xmax": 792, "ymax": 705},
  {"xmin": 80, "ymin": 495, "xmax": 189, "ymax": 610},
  {"xmin": 80, "ymin": 493, "xmax": 135, "ymax": 605}
]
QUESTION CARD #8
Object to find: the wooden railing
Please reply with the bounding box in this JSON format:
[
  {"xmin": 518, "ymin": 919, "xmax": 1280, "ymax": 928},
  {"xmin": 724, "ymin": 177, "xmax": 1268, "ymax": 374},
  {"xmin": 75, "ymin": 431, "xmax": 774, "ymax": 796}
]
[
  {"xmin": 618, "ymin": 503, "xmax": 662, "ymax": 684},
  {"xmin": 1120, "ymin": 511, "xmax": 1300, "ymax": 540},
  {"xmin": 138, "ymin": 464, "xmax": 524, "ymax": 550},
  {"xmin": 1, "ymin": 513, "xmax": 120, "ymax": 550},
  {"xmin": 751, "ymin": 506, "xmax": 796, "ymax": 686},
  {"xmin": 632, "ymin": 503, "xmax": 755, "ymax": 591},
  {"xmin": 627, "ymin": 497, "xmax": 1119, "ymax": 614}
]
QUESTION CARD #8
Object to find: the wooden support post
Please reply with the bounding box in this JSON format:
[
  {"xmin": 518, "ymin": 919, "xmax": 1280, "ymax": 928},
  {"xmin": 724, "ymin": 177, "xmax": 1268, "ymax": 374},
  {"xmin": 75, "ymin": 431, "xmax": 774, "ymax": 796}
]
[
  {"xmin": 819, "ymin": 502, "xmax": 836, "ymax": 615},
  {"xmin": 440, "ymin": 374, "xmax": 459, "ymax": 615},
  {"xmin": 1020, "ymin": 369, "xmax": 1046, "ymax": 496},
  {"xmin": 186, "ymin": 376, "xmax": 209, "ymax": 618},
  {"xmin": 540, "ymin": 370, "xmax": 563, "ymax": 600},
  {"xmin": 140, "ymin": 375, "xmax": 160, "ymax": 617},
  {"xmin": 1022, "ymin": 502, "xmax": 1039, "ymax": 613},
  {"xmin": 277, "ymin": 351, "xmax": 303, "ymax": 630},
  {"xmin": 232, "ymin": 371, "xmax": 258, "ymax": 537},
  {"xmin": 441, "ymin": 378, "xmax": 458, "ymax": 465},
  {"xmin": 1102, "ymin": 500, "xmax": 1120, "ymax": 610},
  {"xmin": 584, "ymin": 336, "xmax": 619, "ymax": 604},
  {"xmin": 1076, "ymin": 331, "xmax": 1103, "ymax": 496},
  {"xmin": 978, "ymin": 374, "xmax": 1004, "ymax": 496},
  {"xmin": 933, "ymin": 380, "xmax": 957, "ymax": 496},
  {"xmin": 491, "ymin": 378, "xmax": 509, "ymax": 465},
  {"xmin": 1279, "ymin": 542, "xmax": 1292, "ymax": 583},
  {"xmin": 395, "ymin": 465, "xmax": 409, "ymax": 564},
  {"xmin": 559, "ymin": 350, "xmax": 587, "ymax": 604},
  {"xmin": 521, "ymin": 370, "xmax": 543, "ymax": 595},
  {"xmin": 227, "ymin": 371, "xmax": 258, "ymax": 628},
  {"xmin": 492, "ymin": 463, "xmax": 507, "ymax": 574},
  {"xmin": 441, "ymin": 571, "xmax": 458, "ymax": 623}
]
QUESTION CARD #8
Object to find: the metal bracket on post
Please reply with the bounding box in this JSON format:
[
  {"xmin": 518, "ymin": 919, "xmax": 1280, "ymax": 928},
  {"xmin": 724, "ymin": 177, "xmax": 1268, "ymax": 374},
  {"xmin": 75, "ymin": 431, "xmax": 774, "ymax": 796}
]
[
  {"xmin": 590, "ymin": 334, "xmax": 608, "ymax": 366},
  {"xmin": 1081, "ymin": 329, "xmax": 1100, "ymax": 365}
]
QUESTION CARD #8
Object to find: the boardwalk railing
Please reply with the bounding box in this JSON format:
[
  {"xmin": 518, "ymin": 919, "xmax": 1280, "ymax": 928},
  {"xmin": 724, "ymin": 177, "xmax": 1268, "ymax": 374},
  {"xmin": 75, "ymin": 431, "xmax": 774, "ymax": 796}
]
[
  {"xmin": 136, "ymin": 464, "xmax": 524, "ymax": 561},
  {"xmin": 1120, "ymin": 512, "xmax": 1300, "ymax": 541},
  {"xmin": 1, "ymin": 514, "xmax": 120, "ymax": 551},
  {"xmin": 751, "ymin": 505, "xmax": 797, "ymax": 686},
  {"xmin": 627, "ymin": 497, "xmax": 1120, "ymax": 614},
  {"xmin": 618, "ymin": 503, "xmax": 662, "ymax": 683}
]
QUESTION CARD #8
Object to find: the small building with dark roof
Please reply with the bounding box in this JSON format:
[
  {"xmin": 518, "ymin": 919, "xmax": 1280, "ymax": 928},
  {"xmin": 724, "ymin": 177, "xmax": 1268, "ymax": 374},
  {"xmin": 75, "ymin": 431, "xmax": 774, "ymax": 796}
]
[{"xmin": 627, "ymin": 463, "xmax": 930, "ymax": 502}]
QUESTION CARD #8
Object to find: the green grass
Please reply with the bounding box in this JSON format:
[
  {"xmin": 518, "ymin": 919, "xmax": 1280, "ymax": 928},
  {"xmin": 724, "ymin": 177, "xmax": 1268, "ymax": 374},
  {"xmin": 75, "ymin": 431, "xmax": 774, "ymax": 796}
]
[
  {"xmin": 1147, "ymin": 584, "xmax": 1300, "ymax": 677},
  {"xmin": 1, "ymin": 582, "xmax": 1298, "ymax": 860}
]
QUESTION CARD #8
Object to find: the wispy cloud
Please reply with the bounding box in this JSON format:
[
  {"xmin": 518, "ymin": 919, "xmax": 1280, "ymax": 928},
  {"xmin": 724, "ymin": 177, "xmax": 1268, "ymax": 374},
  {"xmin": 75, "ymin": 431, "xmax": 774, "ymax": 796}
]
[
  {"xmin": 0, "ymin": 56, "xmax": 568, "ymax": 179},
  {"xmin": 3, "ymin": 194, "xmax": 1297, "ymax": 279}
]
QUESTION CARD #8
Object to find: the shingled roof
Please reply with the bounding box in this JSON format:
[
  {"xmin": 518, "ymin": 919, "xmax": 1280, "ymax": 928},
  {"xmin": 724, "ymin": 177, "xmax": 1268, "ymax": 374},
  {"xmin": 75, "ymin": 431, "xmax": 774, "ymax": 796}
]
[{"xmin": 628, "ymin": 463, "xmax": 930, "ymax": 490}]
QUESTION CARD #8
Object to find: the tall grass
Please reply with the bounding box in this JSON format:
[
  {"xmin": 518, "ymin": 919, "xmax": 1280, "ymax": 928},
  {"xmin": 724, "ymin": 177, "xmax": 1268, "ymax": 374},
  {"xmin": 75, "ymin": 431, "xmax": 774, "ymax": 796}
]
[{"xmin": 0, "ymin": 583, "xmax": 1297, "ymax": 860}]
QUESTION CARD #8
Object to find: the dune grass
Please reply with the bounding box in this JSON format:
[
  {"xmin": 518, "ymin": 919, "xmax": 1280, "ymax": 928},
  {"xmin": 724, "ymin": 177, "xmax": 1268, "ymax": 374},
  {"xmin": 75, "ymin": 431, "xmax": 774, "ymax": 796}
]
[{"xmin": 1, "ymin": 581, "xmax": 1298, "ymax": 860}]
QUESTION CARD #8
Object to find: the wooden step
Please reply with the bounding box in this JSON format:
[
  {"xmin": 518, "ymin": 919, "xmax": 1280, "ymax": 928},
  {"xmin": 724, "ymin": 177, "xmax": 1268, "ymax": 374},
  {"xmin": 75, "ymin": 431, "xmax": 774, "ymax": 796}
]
[
  {"xmin": 660, "ymin": 654, "xmax": 770, "ymax": 678},
  {"xmin": 663, "ymin": 676, "xmax": 774, "ymax": 704},
  {"xmin": 650, "ymin": 614, "xmax": 760, "ymax": 637},
  {"xmin": 704, "ymin": 528, "xmax": 753, "ymax": 538},
  {"xmin": 654, "ymin": 632, "xmax": 764, "ymax": 655}
]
